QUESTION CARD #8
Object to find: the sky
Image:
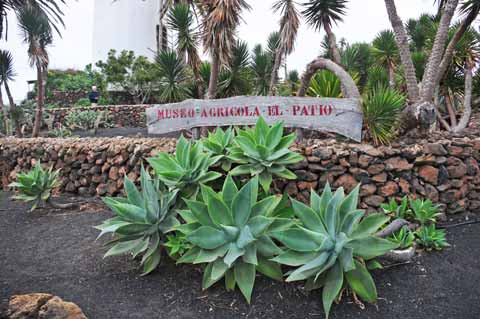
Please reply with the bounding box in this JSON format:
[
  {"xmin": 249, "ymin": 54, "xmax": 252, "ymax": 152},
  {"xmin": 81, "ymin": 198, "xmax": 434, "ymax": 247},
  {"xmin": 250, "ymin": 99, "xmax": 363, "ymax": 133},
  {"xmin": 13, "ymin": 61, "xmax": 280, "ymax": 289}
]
[{"xmin": 0, "ymin": 0, "xmax": 442, "ymax": 102}]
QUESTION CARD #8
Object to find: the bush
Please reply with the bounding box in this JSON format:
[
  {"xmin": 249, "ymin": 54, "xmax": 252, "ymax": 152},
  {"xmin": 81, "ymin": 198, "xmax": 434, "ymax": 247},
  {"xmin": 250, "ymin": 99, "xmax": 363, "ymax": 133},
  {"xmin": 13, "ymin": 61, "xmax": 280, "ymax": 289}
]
[
  {"xmin": 272, "ymin": 184, "xmax": 397, "ymax": 317},
  {"xmin": 9, "ymin": 162, "xmax": 61, "ymax": 211},
  {"xmin": 74, "ymin": 98, "xmax": 92, "ymax": 107},
  {"xmin": 362, "ymin": 85, "xmax": 405, "ymax": 145},
  {"xmin": 96, "ymin": 168, "xmax": 181, "ymax": 275},
  {"xmin": 177, "ymin": 175, "xmax": 288, "ymax": 303}
]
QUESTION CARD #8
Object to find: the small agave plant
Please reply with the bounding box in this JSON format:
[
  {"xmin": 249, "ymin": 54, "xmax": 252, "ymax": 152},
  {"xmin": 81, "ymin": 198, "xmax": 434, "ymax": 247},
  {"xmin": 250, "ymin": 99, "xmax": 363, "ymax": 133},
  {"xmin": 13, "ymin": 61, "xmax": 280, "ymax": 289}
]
[
  {"xmin": 147, "ymin": 135, "xmax": 222, "ymax": 199},
  {"xmin": 177, "ymin": 175, "xmax": 292, "ymax": 303},
  {"xmin": 228, "ymin": 117, "xmax": 303, "ymax": 193},
  {"xmin": 202, "ymin": 127, "xmax": 235, "ymax": 171},
  {"xmin": 272, "ymin": 184, "xmax": 398, "ymax": 318},
  {"xmin": 9, "ymin": 162, "xmax": 61, "ymax": 211},
  {"xmin": 95, "ymin": 168, "xmax": 180, "ymax": 275}
]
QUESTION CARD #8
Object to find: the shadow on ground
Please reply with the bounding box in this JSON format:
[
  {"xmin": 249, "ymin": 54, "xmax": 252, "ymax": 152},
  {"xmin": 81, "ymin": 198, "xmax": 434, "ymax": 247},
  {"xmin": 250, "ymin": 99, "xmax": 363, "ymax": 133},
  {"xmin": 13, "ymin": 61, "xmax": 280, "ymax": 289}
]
[{"xmin": 1, "ymin": 195, "xmax": 479, "ymax": 319}]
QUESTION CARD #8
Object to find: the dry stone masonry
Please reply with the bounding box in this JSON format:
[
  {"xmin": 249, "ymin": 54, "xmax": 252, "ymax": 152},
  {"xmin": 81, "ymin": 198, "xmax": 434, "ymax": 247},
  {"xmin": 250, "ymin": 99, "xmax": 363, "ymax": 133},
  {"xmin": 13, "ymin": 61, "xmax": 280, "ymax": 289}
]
[{"xmin": 1, "ymin": 135, "xmax": 479, "ymax": 214}]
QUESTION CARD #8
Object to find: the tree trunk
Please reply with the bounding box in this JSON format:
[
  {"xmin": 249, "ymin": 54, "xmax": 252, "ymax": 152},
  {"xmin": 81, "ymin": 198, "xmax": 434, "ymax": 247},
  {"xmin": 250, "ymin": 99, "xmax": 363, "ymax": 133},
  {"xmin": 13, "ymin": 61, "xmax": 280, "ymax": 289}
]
[
  {"xmin": 32, "ymin": 64, "xmax": 45, "ymax": 138},
  {"xmin": 323, "ymin": 23, "xmax": 342, "ymax": 66},
  {"xmin": 269, "ymin": 48, "xmax": 283, "ymax": 96},
  {"xmin": 4, "ymin": 81, "xmax": 22, "ymax": 137},
  {"xmin": 444, "ymin": 90, "xmax": 457, "ymax": 127},
  {"xmin": 0, "ymin": 88, "xmax": 8, "ymax": 135},
  {"xmin": 383, "ymin": 0, "xmax": 420, "ymax": 103},
  {"xmin": 420, "ymin": 0, "xmax": 459, "ymax": 103},
  {"xmin": 207, "ymin": 54, "xmax": 220, "ymax": 100},
  {"xmin": 388, "ymin": 62, "xmax": 395, "ymax": 89},
  {"xmin": 298, "ymin": 57, "xmax": 360, "ymax": 99},
  {"xmin": 435, "ymin": 7, "xmax": 478, "ymax": 91},
  {"xmin": 452, "ymin": 60, "xmax": 473, "ymax": 132}
]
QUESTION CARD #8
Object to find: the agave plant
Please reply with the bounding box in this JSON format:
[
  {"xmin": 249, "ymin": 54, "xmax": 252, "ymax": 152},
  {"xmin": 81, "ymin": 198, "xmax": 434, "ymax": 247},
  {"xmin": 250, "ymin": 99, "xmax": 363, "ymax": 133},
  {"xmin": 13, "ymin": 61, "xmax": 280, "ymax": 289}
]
[
  {"xmin": 228, "ymin": 117, "xmax": 303, "ymax": 193},
  {"xmin": 9, "ymin": 162, "xmax": 60, "ymax": 211},
  {"xmin": 410, "ymin": 198, "xmax": 441, "ymax": 225},
  {"xmin": 147, "ymin": 136, "xmax": 222, "ymax": 199},
  {"xmin": 272, "ymin": 184, "xmax": 398, "ymax": 318},
  {"xmin": 176, "ymin": 176, "xmax": 291, "ymax": 303},
  {"xmin": 202, "ymin": 127, "xmax": 235, "ymax": 171},
  {"xmin": 95, "ymin": 168, "xmax": 180, "ymax": 275}
]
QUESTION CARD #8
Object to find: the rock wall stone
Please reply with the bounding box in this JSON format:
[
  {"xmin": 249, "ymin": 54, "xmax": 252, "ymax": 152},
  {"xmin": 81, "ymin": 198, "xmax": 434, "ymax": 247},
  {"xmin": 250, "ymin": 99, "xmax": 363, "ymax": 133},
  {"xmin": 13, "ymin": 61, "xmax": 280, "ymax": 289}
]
[
  {"xmin": 46, "ymin": 105, "xmax": 148, "ymax": 128},
  {"xmin": 1, "ymin": 136, "xmax": 480, "ymax": 215}
]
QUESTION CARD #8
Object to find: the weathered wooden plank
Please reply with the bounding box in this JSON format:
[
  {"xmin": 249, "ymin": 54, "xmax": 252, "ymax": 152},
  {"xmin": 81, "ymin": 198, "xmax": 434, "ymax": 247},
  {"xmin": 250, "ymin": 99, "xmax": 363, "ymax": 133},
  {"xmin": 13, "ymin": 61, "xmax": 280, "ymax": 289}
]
[{"xmin": 147, "ymin": 96, "xmax": 363, "ymax": 142}]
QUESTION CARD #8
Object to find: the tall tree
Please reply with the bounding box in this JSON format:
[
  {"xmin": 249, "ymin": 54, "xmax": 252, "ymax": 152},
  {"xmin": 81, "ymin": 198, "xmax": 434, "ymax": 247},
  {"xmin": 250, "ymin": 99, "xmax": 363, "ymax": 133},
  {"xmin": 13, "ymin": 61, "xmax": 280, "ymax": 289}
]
[
  {"xmin": 383, "ymin": 0, "xmax": 459, "ymax": 129},
  {"xmin": 0, "ymin": 0, "xmax": 64, "ymax": 40},
  {"xmin": 167, "ymin": 3, "xmax": 204, "ymax": 98},
  {"xmin": 0, "ymin": 50, "xmax": 22, "ymax": 136},
  {"xmin": 268, "ymin": 0, "xmax": 300, "ymax": 95},
  {"xmin": 17, "ymin": 3, "xmax": 53, "ymax": 137},
  {"xmin": 201, "ymin": 0, "xmax": 251, "ymax": 99},
  {"xmin": 302, "ymin": 0, "xmax": 348, "ymax": 66},
  {"xmin": 371, "ymin": 30, "xmax": 399, "ymax": 88}
]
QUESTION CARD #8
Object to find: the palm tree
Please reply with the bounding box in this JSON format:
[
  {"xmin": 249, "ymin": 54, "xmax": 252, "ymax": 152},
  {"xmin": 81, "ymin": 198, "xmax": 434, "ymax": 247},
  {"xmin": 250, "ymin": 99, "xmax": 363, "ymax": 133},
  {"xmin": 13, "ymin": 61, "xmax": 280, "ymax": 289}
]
[
  {"xmin": 156, "ymin": 50, "xmax": 190, "ymax": 103},
  {"xmin": 0, "ymin": 0, "xmax": 64, "ymax": 40},
  {"xmin": 201, "ymin": 0, "xmax": 251, "ymax": 99},
  {"xmin": 167, "ymin": 3, "xmax": 204, "ymax": 98},
  {"xmin": 251, "ymin": 44, "xmax": 272, "ymax": 96},
  {"xmin": 218, "ymin": 40, "xmax": 252, "ymax": 97},
  {"xmin": 383, "ymin": 0, "xmax": 459, "ymax": 129},
  {"xmin": 0, "ymin": 50, "xmax": 22, "ymax": 136},
  {"xmin": 17, "ymin": 3, "xmax": 53, "ymax": 137},
  {"xmin": 268, "ymin": 0, "xmax": 300, "ymax": 95},
  {"xmin": 371, "ymin": 30, "xmax": 399, "ymax": 88},
  {"xmin": 302, "ymin": 0, "xmax": 348, "ymax": 66}
]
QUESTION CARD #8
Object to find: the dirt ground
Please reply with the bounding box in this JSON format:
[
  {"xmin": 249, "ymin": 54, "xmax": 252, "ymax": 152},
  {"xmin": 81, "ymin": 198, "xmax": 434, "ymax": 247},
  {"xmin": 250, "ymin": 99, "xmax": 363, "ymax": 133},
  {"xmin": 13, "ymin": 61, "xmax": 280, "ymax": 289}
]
[{"xmin": 1, "ymin": 194, "xmax": 479, "ymax": 319}]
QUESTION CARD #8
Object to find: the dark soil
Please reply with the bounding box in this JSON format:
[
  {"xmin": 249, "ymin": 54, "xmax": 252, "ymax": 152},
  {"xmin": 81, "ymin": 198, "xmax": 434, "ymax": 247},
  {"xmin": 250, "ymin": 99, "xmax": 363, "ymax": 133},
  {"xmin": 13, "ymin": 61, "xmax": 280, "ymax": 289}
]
[{"xmin": 1, "ymin": 194, "xmax": 479, "ymax": 319}]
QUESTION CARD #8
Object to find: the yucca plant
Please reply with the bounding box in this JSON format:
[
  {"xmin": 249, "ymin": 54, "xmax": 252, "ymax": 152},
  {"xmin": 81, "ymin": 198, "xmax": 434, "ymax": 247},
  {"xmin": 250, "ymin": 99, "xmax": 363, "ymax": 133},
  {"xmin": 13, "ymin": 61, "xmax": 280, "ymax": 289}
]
[
  {"xmin": 362, "ymin": 85, "xmax": 405, "ymax": 145},
  {"xmin": 95, "ymin": 168, "xmax": 180, "ymax": 275},
  {"xmin": 9, "ymin": 162, "xmax": 61, "ymax": 211},
  {"xmin": 147, "ymin": 136, "xmax": 222, "ymax": 199},
  {"xmin": 176, "ymin": 175, "xmax": 292, "ymax": 303},
  {"xmin": 272, "ymin": 184, "xmax": 398, "ymax": 318},
  {"xmin": 228, "ymin": 117, "xmax": 303, "ymax": 193},
  {"xmin": 202, "ymin": 127, "xmax": 235, "ymax": 171}
]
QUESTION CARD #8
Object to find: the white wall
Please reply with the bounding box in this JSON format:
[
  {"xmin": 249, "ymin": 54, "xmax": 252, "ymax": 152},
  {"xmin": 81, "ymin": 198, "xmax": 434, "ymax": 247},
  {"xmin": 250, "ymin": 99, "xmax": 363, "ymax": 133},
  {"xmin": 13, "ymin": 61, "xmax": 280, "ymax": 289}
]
[{"xmin": 92, "ymin": 0, "xmax": 159, "ymax": 64}]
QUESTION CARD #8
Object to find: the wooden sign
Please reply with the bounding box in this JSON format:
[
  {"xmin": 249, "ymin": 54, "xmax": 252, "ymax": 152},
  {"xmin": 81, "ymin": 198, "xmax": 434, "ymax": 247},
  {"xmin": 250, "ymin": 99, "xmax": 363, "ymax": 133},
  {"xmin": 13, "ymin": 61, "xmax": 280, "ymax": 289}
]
[{"xmin": 147, "ymin": 96, "xmax": 363, "ymax": 142}]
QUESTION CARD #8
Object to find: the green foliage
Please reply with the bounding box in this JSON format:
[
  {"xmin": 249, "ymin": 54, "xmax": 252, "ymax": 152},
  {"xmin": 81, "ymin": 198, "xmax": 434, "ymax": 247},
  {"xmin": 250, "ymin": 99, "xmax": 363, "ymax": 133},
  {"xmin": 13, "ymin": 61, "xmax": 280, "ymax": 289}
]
[
  {"xmin": 177, "ymin": 176, "xmax": 287, "ymax": 303},
  {"xmin": 165, "ymin": 233, "xmax": 192, "ymax": 259},
  {"xmin": 381, "ymin": 196, "xmax": 412, "ymax": 219},
  {"xmin": 46, "ymin": 67, "xmax": 104, "ymax": 94},
  {"xmin": 218, "ymin": 40, "xmax": 252, "ymax": 98},
  {"xmin": 96, "ymin": 50, "xmax": 160, "ymax": 104},
  {"xmin": 272, "ymin": 184, "xmax": 397, "ymax": 318},
  {"xmin": 388, "ymin": 226, "xmax": 415, "ymax": 249},
  {"xmin": 362, "ymin": 85, "xmax": 405, "ymax": 145},
  {"xmin": 155, "ymin": 50, "xmax": 191, "ymax": 103},
  {"xmin": 410, "ymin": 198, "xmax": 441, "ymax": 225},
  {"xmin": 250, "ymin": 44, "xmax": 272, "ymax": 96},
  {"xmin": 228, "ymin": 117, "xmax": 303, "ymax": 193},
  {"xmin": 307, "ymin": 70, "xmax": 342, "ymax": 98},
  {"xmin": 65, "ymin": 110, "xmax": 98, "ymax": 131},
  {"xmin": 47, "ymin": 125, "xmax": 73, "ymax": 138},
  {"xmin": 74, "ymin": 98, "xmax": 91, "ymax": 107},
  {"xmin": 202, "ymin": 127, "xmax": 235, "ymax": 171},
  {"xmin": 416, "ymin": 224, "xmax": 450, "ymax": 251},
  {"xmin": 96, "ymin": 168, "xmax": 180, "ymax": 275},
  {"xmin": 9, "ymin": 162, "xmax": 60, "ymax": 211},
  {"xmin": 147, "ymin": 136, "xmax": 222, "ymax": 199}
]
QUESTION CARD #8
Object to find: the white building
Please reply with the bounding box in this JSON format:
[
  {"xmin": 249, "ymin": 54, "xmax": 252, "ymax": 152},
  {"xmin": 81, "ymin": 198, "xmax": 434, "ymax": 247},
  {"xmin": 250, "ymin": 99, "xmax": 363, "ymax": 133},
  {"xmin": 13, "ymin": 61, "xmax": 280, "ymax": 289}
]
[{"xmin": 92, "ymin": 0, "xmax": 161, "ymax": 62}]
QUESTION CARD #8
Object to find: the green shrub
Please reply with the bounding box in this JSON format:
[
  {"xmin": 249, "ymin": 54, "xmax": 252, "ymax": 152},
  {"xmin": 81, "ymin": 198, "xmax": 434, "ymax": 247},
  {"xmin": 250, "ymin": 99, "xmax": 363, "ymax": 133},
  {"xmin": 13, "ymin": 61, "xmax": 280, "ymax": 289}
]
[
  {"xmin": 202, "ymin": 127, "xmax": 235, "ymax": 171},
  {"xmin": 9, "ymin": 162, "xmax": 61, "ymax": 211},
  {"xmin": 410, "ymin": 198, "xmax": 441, "ymax": 225},
  {"xmin": 228, "ymin": 117, "xmax": 303, "ymax": 193},
  {"xmin": 65, "ymin": 110, "xmax": 97, "ymax": 130},
  {"xmin": 147, "ymin": 136, "xmax": 222, "ymax": 199},
  {"xmin": 74, "ymin": 98, "xmax": 91, "ymax": 107},
  {"xmin": 177, "ymin": 176, "xmax": 290, "ymax": 303},
  {"xmin": 381, "ymin": 196, "xmax": 411, "ymax": 219},
  {"xmin": 388, "ymin": 226, "xmax": 415, "ymax": 249},
  {"xmin": 96, "ymin": 168, "xmax": 180, "ymax": 275},
  {"xmin": 272, "ymin": 184, "xmax": 398, "ymax": 318},
  {"xmin": 47, "ymin": 125, "xmax": 73, "ymax": 138},
  {"xmin": 362, "ymin": 85, "xmax": 405, "ymax": 145},
  {"xmin": 415, "ymin": 224, "xmax": 450, "ymax": 251}
]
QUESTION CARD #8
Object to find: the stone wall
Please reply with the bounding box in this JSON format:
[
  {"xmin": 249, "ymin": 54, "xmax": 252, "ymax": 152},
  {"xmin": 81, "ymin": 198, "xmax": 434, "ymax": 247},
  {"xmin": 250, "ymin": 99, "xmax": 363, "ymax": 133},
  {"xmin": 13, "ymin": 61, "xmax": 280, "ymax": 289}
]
[
  {"xmin": 47, "ymin": 90, "xmax": 137, "ymax": 107},
  {"xmin": 1, "ymin": 136, "xmax": 479, "ymax": 214},
  {"xmin": 46, "ymin": 105, "xmax": 148, "ymax": 128}
]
